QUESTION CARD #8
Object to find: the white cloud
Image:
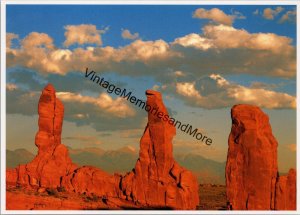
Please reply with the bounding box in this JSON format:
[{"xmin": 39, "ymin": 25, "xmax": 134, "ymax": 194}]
[
  {"xmin": 202, "ymin": 24, "xmax": 293, "ymax": 54},
  {"xmin": 6, "ymin": 33, "xmax": 19, "ymax": 48},
  {"xmin": 6, "ymin": 83, "xmax": 18, "ymax": 91},
  {"xmin": 8, "ymin": 32, "xmax": 66, "ymax": 74},
  {"xmin": 253, "ymin": 9, "xmax": 259, "ymax": 15},
  {"xmin": 64, "ymin": 24, "xmax": 108, "ymax": 47},
  {"xmin": 73, "ymin": 113, "xmax": 89, "ymax": 119},
  {"xmin": 172, "ymin": 33, "xmax": 212, "ymax": 50},
  {"xmin": 152, "ymin": 84, "xmax": 160, "ymax": 91},
  {"xmin": 193, "ymin": 8, "xmax": 245, "ymax": 26},
  {"xmin": 7, "ymin": 23, "xmax": 296, "ymax": 78},
  {"xmin": 176, "ymin": 82, "xmax": 201, "ymax": 98},
  {"xmin": 279, "ymin": 9, "xmax": 296, "ymax": 24},
  {"xmin": 56, "ymin": 92, "xmax": 135, "ymax": 118},
  {"xmin": 193, "ymin": 8, "xmax": 234, "ymax": 25},
  {"xmin": 22, "ymin": 32, "xmax": 54, "ymax": 50},
  {"xmin": 121, "ymin": 29, "xmax": 139, "ymax": 40},
  {"xmin": 6, "ymin": 86, "xmax": 147, "ymax": 131},
  {"xmin": 174, "ymin": 71, "xmax": 185, "ymax": 77},
  {"xmin": 176, "ymin": 74, "xmax": 296, "ymax": 109},
  {"xmin": 263, "ymin": 7, "xmax": 284, "ymax": 20},
  {"xmin": 119, "ymin": 39, "xmax": 175, "ymax": 61}
]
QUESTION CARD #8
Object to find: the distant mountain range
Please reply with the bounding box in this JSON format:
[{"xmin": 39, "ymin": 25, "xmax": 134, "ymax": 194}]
[
  {"xmin": 7, "ymin": 148, "xmax": 36, "ymax": 169},
  {"xmin": 6, "ymin": 147, "xmax": 226, "ymax": 184}
]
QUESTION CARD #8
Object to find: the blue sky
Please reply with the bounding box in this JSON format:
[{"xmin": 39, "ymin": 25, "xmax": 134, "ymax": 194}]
[
  {"xmin": 6, "ymin": 5, "xmax": 296, "ymax": 173},
  {"xmin": 7, "ymin": 5, "xmax": 297, "ymax": 95},
  {"xmin": 7, "ymin": 5, "xmax": 296, "ymax": 47}
]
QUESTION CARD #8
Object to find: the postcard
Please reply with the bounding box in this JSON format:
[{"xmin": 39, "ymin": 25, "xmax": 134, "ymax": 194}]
[{"xmin": 1, "ymin": 0, "xmax": 299, "ymax": 214}]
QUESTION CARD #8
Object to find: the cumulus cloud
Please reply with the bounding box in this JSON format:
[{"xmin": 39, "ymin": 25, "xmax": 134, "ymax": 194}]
[
  {"xmin": 56, "ymin": 92, "xmax": 135, "ymax": 118},
  {"xmin": 193, "ymin": 8, "xmax": 245, "ymax": 26},
  {"xmin": 172, "ymin": 33, "xmax": 212, "ymax": 50},
  {"xmin": 172, "ymin": 24, "xmax": 295, "ymax": 77},
  {"xmin": 279, "ymin": 9, "xmax": 296, "ymax": 24},
  {"xmin": 7, "ymin": 32, "xmax": 66, "ymax": 74},
  {"xmin": 249, "ymin": 82, "xmax": 280, "ymax": 90},
  {"xmin": 175, "ymin": 74, "xmax": 296, "ymax": 109},
  {"xmin": 263, "ymin": 7, "xmax": 284, "ymax": 20},
  {"xmin": 6, "ymin": 83, "xmax": 18, "ymax": 91},
  {"xmin": 121, "ymin": 29, "xmax": 139, "ymax": 40},
  {"xmin": 22, "ymin": 32, "xmax": 54, "ymax": 50},
  {"xmin": 201, "ymin": 24, "xmax": 293, "ymax": 54},
  {"xmin": 7, "ymin": 23, "xmax": 296, "ymax": 78},
  {"xmin": 176, "ymin": 82, "xmax": 200, "ymax": 98},
  {"xmin": 6, "ymin": 85, "xmax": 148, "ymax": 131},
  {"xmin": 64, "ymin": 24, "xmax": 108, "ymax": 47},
  {"xmin": 6, "ymin": 33, "xmax": 19, "ymax": 48}
]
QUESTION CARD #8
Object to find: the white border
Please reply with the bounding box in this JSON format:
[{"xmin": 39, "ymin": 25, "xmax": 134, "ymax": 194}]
[
  {"xmin": 1, "ymin": 1, "xmax": 299, "ymax": 214},
  {"xmin": 1, "ymin": 0, "xmax": 300, "ymax": 5}
]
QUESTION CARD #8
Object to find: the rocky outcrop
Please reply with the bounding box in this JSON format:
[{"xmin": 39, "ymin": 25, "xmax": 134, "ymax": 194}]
[
  {"xmin": 275, "ymin": 168, "xmax": 296, "ymax": 210},
  {"xmin": 117, "ymin": 90, "xmax": 199, "ymax": 209},
  {"xmin": 6, "ymin": 84, "xmax": 77, "ymax": 188},
  {"xmin": 61, "ymin": 166, "xmax": 119, "ymax": 199},
  {"xmin": 226, "ymin": 104, "xmax": 296, "ymax": 210},
  {"xmin": 60, "ymin": 90, "xmax": 199, "ymax": 209},
  {"xmin": 6, "ymin": 85, "xmax": 199, "ymax": 210}
]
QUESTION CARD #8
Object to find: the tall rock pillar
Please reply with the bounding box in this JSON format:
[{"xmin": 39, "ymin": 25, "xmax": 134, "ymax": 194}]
[{"xmin": 226, "ymin": 104, "xmax": 278, "ymax": 210}]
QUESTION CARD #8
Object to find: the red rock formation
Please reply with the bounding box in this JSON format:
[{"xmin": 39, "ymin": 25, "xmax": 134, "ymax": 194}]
[
  {"xmin": 7, "ymin": 85, "xmax": 199, "ymax": 210},
  {"xmin": 61, "ymin": 90, "xmax": 199, "ymax": 209},
  {"xmin": 226, "ymin": 104, "xmax": 278, "ymax": 210},
  {"xmin": 61, "ymin": 166, "xmax": 119, "ymax": 199},
  {"xmin": 6, "ymin": 84, "xmax": 77, "ymax": 188},
  {"xmin": 275, "ymin": 168, "xmax": 296, "ymax": 210},
  {"xmin": 117, "ymin": 90, "xmax": 199, "ymax": 209},
  {"xmin": 226, "ymin": 104, "xmax": 296, "ymax": 210}
]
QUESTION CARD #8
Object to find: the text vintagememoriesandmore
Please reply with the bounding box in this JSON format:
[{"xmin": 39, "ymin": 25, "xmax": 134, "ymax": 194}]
[{"xmin": 85, "ymin": 68, "xmax": 213, "ymax": 146}]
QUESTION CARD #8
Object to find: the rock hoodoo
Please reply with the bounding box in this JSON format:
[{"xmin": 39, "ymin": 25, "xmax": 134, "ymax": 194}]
[
  {"xmin": 7, "ymin": 84, "xmax": 77, "ymax": 188},
  {"xmin": 226, "ymin": 104, "xmax": 296, "ymax": 210},
  {"xmin": 6, "ymin": 85, "xmax": 199, "ymax": 210},
  {"xmin": 117, "ymin": 90, "xmax": 199, "ymax": 209}
]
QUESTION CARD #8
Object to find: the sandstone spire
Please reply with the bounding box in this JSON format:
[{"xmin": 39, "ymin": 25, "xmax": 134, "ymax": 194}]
[
  {"xmin": 118, "ymin": 90, "xmax": 199, "ymax": 209},
  {"xmin": 7, "ymin": 84, "xmax": 77, "ymax": 188},
  {"xmin": 226, "ymin": 104, "xmax": 278, "ymax": 210},
  {"xmin": 226, "ymin": 104, "xmax": 296, "ymax": 210}
]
